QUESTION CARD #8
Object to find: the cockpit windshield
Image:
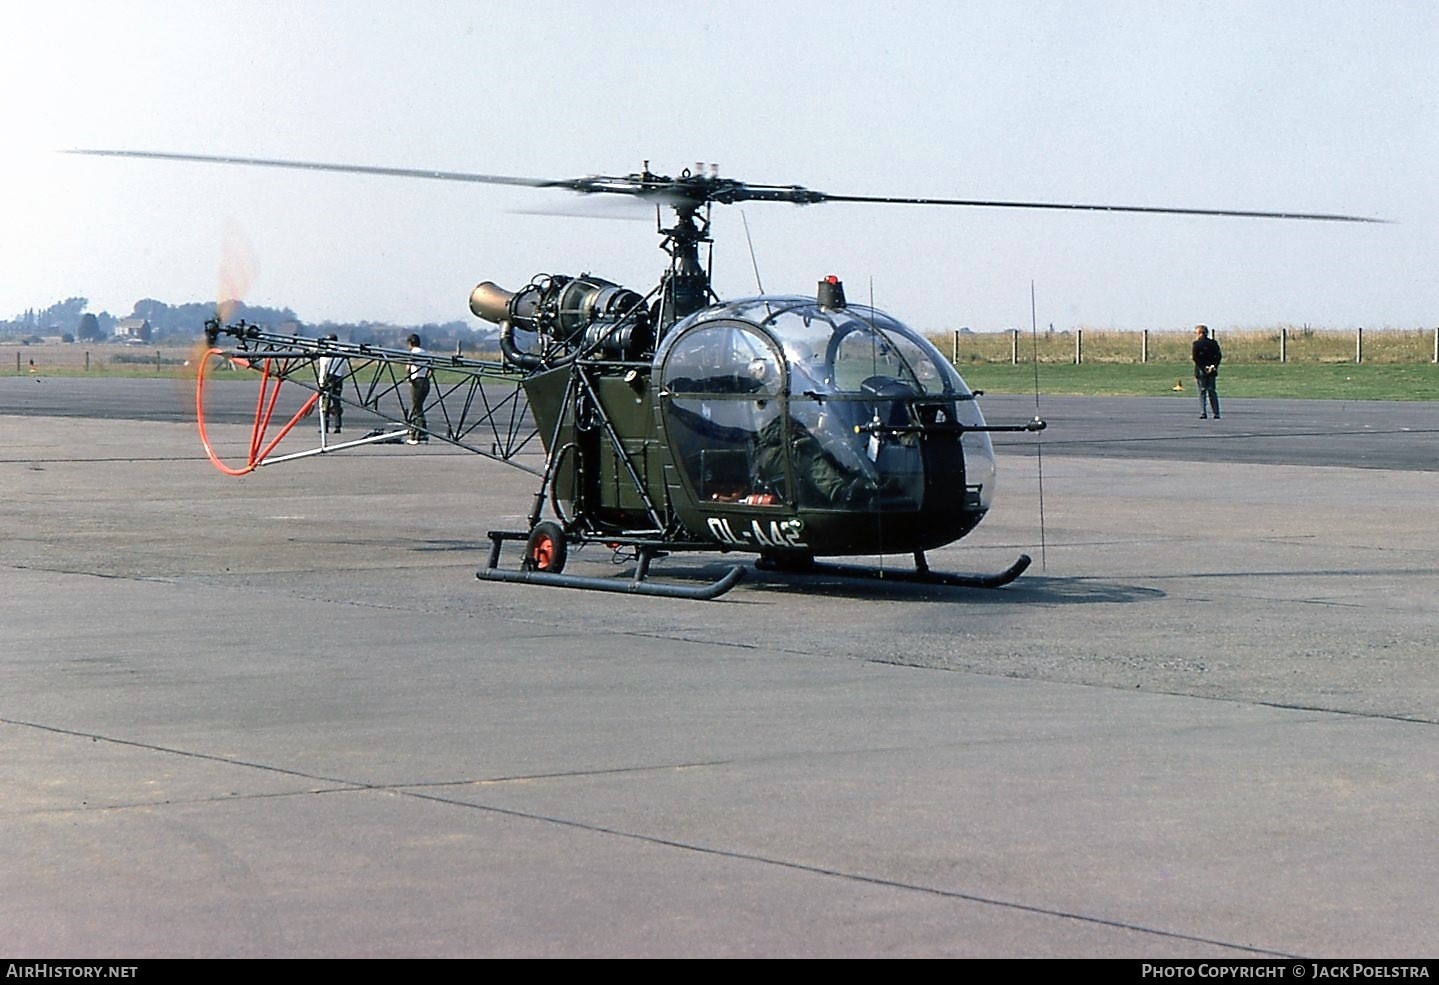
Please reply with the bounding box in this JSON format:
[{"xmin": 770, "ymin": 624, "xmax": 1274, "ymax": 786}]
[
  {"xmin": 693, "ymin": 297, "xmax": 968, "ymax": 398},
  {"xmin": 657, "ymin": 297, "xmax": 995, "ymax": 515}
]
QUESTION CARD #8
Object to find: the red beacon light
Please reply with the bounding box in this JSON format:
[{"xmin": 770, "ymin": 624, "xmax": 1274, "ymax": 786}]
[{"xmin": 817, "ymin": 274, "xmax": 846, "ymax": 309}]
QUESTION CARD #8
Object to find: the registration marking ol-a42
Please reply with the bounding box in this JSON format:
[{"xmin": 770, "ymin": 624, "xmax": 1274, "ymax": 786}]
[{"xmin": 706, "ymin": 516, "xmax": 807, "ymax": 550}]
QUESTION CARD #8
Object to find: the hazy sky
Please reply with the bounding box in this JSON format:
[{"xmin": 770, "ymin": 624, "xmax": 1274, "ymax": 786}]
[{"xmin": 3, "ymin": 0, "xmax": 1434, "ymax": 332}]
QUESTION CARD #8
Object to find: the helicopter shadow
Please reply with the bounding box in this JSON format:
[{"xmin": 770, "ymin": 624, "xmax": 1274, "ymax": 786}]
[{"xmin": 645, "ymin": 560, "xmax": 1165, "ymax": 606}]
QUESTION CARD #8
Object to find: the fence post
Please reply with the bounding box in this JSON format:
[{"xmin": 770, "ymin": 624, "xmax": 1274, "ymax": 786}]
[
  {"xmin": 952, "ymin": 330, "xmax": 959, "ymax": 365},
  {"xmin": 1355, "ymin": 327, "xmax": 1363, "ymax": 364},
  {"xmin": 1074, "ymin": 329, "xmax": 1082, "ymax": 365},
  {"xmin": 1434, "ymin": 327, "xmax": 1438, "ymax": 364},
  {"xmin": 1011, "ymin": 328, "xmax": 1019, "ymax": 365},
  {"xmin": 1141, "ymin": 329, "xmax": 1149, "ymax": 364},
  {"xmin": 1280, "ymin": 327, "xmax": 1287, "ymax": 364}
]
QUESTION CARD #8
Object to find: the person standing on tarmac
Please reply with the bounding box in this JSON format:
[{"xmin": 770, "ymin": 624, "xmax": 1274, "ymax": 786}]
[
  {"xmin": 1192, "ymin": 324, "xmax": 1222, "ymax": 419},
  {"xmin": 317, "ymin": 334, "xmax": 347, "ymax": 434},
  {"xmin": 405, "ymin": 333, "xmax": 431, "ymax": 444}
]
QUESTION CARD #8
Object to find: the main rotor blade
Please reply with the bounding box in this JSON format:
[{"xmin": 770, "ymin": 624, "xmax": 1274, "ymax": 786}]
[
  {"xmin": 64, "ymin": 149, "xmax": 695, "ymax": 204},
  {"xmin": 65, "ymin": 148, "xmax": 564, "ymax": 190},
  {"xmin": 813, "ymin": 191, "xmax": 1386, "ymax": 224},
  {"xmin": 66, "ymin": 149, "xmax": 1386, "ymax": 223}
]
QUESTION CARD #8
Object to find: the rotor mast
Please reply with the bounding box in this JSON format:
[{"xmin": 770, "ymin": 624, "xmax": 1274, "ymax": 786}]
[{"xmin": 647, "ymin": 162, "xmax": 717, "ymax": 331}]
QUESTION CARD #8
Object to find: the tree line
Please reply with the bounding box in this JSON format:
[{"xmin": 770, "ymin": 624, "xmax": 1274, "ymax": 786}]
[{"xmin": 1, "ymin": 296, "xmax": 487, "ymax": 350}]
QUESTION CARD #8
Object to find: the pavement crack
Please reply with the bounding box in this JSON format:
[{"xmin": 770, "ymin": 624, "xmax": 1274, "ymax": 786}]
[
  {"xmin": 0, "ymin": 785, "xmax": 365, "ymax": 819},
  {"xmin": 0, "ymin": 711, "xmax": 1319, "ymax": 957},
  {"xmin": 1, "ymin": 717, "xmax": 367, "ymax": 791},
  {"xmin": 0, "ymin": 707, "xmax": 1366, "ymax": 957},
  {"xmin": 393, "ymin": 785, "xmax": 1301, "ymax": 959},
  {"xmin": 856, "ymin": 660, "xmax": 1439, "ymax": 727},
  {"xmin": 2, "ymin": 716, "xmax": 741, "ymax": 814},
  {"xmin": 391, "ymin": 760, "xmax": 737, "ymax": 789}
]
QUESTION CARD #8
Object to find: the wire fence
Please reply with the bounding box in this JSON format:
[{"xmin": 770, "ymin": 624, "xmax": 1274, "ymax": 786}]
[
  {"xmin": 4, "ymin": 343, "xmax": 196, "ymax": 375},
  {"xmin": 934, "ymin": 327, "xmax": 1439, "ymax": 365}
]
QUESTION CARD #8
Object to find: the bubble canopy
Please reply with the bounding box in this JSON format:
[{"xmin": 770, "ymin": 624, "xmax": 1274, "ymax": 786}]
[{"xmin": 655, "ymin": 296, "xmax": 997, "ymax": 532}]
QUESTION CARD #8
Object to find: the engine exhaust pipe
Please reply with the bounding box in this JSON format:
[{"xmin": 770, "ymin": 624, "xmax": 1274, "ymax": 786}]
[{"xmin": 469, "ymin": 281, "xmax": 518, "ymax": 325}]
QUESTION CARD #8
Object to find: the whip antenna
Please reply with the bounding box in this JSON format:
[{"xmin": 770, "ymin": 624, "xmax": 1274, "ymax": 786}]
[
  {"xmin": 1030, "ymin": 281, "xmax": 1048, "ymax": 570},
  {"xmin": 869, "ymin": 275, "xmax": 888, "ymax": 578},
  {"xmin": 739, "ymin": 210, "xmax": 765, "ymax": 294}
]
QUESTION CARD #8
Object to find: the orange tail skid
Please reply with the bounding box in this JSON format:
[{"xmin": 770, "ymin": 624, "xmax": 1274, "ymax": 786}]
[{"xmin": 196, "ymin": 347, "xmax": 319, "ymax": 475}]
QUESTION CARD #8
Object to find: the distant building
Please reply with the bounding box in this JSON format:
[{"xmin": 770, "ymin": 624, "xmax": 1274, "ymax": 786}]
[{"xmin": 113, "ymin": 318, "xmax": 152, "ymax": 342}]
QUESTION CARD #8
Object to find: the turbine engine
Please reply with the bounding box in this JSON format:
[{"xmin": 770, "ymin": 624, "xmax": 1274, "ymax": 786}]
[{"xmin": 471, "ymin": 275, "xmax": 652, "ymax": 367}]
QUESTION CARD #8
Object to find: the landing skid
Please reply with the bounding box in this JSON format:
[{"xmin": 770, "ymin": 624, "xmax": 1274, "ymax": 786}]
[
  {"xmin": 793, "ymin": 552, "xmax": 1032, "ymax": 590},
  {"xmin": 478, "ymin": 529, "xmax": 1028, "ymax": 600}
]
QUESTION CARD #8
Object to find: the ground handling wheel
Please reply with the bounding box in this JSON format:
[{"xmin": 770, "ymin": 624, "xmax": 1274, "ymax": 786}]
[{"xmin": 523, "ymin": 521, "xmax": 568, "ymax": 574}]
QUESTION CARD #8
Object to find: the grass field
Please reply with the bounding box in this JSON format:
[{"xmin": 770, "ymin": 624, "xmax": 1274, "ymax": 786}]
[
  {"xmin": 7, "ymin": 339, "xmax": 1439, "ymax": 401},
  {"xmin": 962, "ymin": 362, "xmax": 1439, "ymax": 401},
  {"xmin": 936, "ymin": 326, "xmax": 1439, "ymax": 366},
  {"xmin": 4, "ymin": 344, "xmax": 195, "ymax": 377}
]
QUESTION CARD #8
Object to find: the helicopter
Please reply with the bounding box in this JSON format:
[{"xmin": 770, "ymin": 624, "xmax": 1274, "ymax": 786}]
[{"xmin": 71, "ymin": 150, "xmax": 1380, "ymax": 599}]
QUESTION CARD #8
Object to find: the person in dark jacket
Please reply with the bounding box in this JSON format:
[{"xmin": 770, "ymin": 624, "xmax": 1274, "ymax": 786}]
[{"xmin": 1192, "ymin": 325, "xmax": 1222, "ymax": 419}]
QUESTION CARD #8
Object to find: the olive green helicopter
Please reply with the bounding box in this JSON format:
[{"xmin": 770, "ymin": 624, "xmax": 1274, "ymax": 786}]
[{"xmin": 70, "ymin": 150, "xmax": 1379, "ymax": 599}]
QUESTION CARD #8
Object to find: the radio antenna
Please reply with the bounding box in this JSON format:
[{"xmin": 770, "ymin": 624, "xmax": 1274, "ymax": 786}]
[
  {"xmin": 1030, "ymin": 281, "xmax": 1048, "ymax": 571},
  {"xmin": 739, "ymin": 210, "xmax": 765, "ymax": 294}
]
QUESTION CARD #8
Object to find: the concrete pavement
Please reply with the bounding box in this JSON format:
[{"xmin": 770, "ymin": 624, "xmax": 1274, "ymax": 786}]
[{"xmin": 1, "ymin": 383, "xmax": 1435, "ymax": 956}]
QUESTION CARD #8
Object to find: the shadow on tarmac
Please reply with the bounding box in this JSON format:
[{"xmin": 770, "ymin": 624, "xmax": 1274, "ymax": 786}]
[{"xmin": 552, "ymin": 558, "xmax": 1166, "ymax": 606}]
